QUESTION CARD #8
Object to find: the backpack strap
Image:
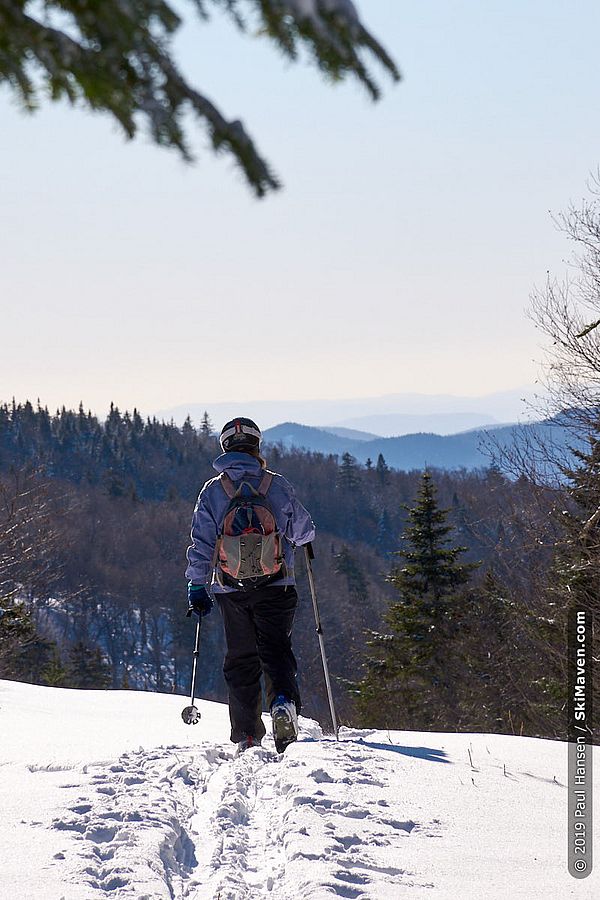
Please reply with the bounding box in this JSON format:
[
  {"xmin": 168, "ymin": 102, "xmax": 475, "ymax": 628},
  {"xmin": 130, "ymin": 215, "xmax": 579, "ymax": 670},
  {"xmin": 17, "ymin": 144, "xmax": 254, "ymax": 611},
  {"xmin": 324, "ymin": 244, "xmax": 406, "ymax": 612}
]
[
  {"xmin": 220, "ymin": 470, "xmax": 273, "ymax": 499},
  {"xmin": 220, "ymin": 473, "xmax": 237, "ymax": 500},
  {"xmin": 257, "ymin": 470, "xmax": 273, "ymax": 496}
]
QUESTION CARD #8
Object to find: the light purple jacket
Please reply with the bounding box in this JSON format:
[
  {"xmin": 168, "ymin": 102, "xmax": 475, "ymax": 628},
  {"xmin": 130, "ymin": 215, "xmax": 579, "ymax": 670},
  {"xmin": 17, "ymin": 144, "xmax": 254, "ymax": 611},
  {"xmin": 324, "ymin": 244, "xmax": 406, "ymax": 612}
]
[{"xmin": 185, "ymin": 451, "xmax": 316, "ymax": 593}]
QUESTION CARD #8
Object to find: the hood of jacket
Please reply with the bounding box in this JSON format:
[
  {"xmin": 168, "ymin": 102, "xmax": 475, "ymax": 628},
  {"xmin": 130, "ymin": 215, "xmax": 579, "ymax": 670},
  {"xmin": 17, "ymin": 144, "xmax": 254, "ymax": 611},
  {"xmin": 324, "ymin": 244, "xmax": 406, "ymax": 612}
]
[{"xmin": 212, "ymin": 451, "xmax": 263, "ymax": 480}]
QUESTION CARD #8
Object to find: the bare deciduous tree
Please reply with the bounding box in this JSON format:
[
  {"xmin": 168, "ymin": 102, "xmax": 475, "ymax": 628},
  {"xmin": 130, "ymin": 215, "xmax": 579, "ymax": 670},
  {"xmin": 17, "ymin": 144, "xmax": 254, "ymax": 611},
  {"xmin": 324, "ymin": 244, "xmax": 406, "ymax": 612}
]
[
  {"xmin": 529, "ymin": 173, "xmax": 600, "ymax": 429},
  {"xmin": 0, "ymin": 467, "xmax": 62, "ymax": 603}
]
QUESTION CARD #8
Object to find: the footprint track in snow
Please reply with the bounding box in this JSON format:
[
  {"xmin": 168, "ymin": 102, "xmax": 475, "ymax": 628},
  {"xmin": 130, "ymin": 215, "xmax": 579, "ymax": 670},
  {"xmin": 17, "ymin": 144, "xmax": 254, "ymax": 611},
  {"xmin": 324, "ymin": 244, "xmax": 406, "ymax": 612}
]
[
  {"xmin": 278, "ymin": 737, "xmax": 442, "ymax": 897},
  {"xmin": 51, "ymin": 743, "xmax": 226, "ymax": 898},
  {"xmin": 48, "ymin": 720, "xmax": 440, "ymax": 899}
]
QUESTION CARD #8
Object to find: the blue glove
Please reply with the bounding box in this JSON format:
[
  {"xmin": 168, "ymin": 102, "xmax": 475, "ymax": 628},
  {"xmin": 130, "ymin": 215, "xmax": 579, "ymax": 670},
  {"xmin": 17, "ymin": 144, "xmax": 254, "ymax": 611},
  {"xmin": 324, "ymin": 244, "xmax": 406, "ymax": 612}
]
[{"xmin": 186, "ymin": 583, "xmax": 213, "ymax": 618}]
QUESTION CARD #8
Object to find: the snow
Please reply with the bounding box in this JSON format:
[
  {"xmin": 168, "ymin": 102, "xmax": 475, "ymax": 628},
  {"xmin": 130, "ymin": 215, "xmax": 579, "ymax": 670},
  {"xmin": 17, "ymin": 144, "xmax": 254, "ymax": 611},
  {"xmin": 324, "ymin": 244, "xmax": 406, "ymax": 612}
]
[{"xmin": 0, "ymin": 679, "xmax": 597, "ymax": 899}]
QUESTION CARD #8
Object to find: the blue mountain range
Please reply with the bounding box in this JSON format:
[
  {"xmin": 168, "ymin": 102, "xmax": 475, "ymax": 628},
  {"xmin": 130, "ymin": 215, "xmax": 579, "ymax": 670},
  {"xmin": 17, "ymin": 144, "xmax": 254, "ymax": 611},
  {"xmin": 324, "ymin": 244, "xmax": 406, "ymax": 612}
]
[{"xmin": 263, "ymin": 419, "xmax": 576, "ymax": 473}]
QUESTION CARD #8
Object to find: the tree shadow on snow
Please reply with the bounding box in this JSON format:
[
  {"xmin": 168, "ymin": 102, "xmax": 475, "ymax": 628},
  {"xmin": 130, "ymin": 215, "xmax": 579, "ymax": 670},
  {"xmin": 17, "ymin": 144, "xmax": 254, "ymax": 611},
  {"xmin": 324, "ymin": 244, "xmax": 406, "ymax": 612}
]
[
  {"xmin": 299, "ymin": 736, "xmax": 452, "ymax": 763},
  {"xmin": 356, "ymin": 739, "xmax": 452, "ymax": 763}
]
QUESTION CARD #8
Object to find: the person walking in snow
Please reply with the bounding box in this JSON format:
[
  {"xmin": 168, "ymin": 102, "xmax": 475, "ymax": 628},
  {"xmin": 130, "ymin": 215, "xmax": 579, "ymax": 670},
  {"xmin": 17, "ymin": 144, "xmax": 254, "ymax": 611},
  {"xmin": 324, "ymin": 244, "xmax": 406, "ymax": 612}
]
[{"xmin": 185, "ymin": 418, "xmax": 315, "ymax": 754}]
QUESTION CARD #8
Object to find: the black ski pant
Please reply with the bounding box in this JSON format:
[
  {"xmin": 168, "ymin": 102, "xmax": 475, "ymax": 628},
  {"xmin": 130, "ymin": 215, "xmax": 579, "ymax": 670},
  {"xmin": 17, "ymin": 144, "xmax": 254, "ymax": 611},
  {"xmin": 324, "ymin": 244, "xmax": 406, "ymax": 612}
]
[{"xmin": 217, "ymin": 584, "xmax": 300, "ymax": 743}]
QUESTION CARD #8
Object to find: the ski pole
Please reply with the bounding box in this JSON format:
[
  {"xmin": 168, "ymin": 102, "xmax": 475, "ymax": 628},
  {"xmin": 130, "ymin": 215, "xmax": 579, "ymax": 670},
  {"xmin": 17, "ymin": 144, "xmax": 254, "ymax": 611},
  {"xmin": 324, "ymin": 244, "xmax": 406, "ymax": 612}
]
[
  {"xmin": 181, "ymin": 617, "xmax": 202, "ymax": 725},
  {"xmin": 304, "ymin": 543, "xmax": 339, "ymax": 739}
]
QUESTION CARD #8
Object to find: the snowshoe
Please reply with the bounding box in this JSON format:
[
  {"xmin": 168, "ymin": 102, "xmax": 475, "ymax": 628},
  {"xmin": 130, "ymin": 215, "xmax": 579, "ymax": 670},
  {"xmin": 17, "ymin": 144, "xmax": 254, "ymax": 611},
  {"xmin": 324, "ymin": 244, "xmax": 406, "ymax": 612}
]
[
  {"xmin": 271, "ymin": 695, "xmax": 298, "ymax": 753},
  {"xmin": 235, "ymin": 735, "xmax": 261, "ymax": 756}
]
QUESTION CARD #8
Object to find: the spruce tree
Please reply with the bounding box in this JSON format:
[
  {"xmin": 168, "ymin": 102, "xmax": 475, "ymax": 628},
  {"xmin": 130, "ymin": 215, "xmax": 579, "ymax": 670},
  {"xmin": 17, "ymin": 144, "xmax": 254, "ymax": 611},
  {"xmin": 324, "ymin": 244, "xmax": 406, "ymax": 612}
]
[
  {"xmin": 334, "ymin": 547, "xmax": 368, "ymax": 603},
  {"xmin": 0, "ymin": 603, "xmax": 57, "ymax": 683},
  {"xmin": 0, "ymin": 604, "xmax": 37, "ymax": 679},
  {"xmin": 354, "ymin": 472, "xmax": 478, "ymax": 730},
  {"xmin": 0, "ymin": 1, "xmax": 398, "ymax": 197},
  {"xmin": 375, "ymin": 453, "xmax": 389, "ymax": 485},
  {"xmin": 523, "ymin": 422, "xmax": 600, "ymax": 739},
  {"xmin": 66, "ymin": 642, "xmax": 112, "ymax": 689},
  {"xmin": 375, "ymin": 508, "xmax": 394, "ymax": 555},
  {"xmin": 475, "ymin": 424, "xmax": 600, "ymax": 740},
  {"xmin": 182, "ymin": 415, "xmax": 196, "ymax": 443},
  {"xmin": 42, "ymin": 648, "xmax": 69, "ymax": 687},
  {"xmin": 460, "ymin": 570, "xmax": 521, "ymax": 733},
  {"xmin": 337, "ymin": 452, "xmax": 361, "ymax": 490},
  {"xmin": 200, "ymin": 411, "xmax": 214, "ymax": 439}
]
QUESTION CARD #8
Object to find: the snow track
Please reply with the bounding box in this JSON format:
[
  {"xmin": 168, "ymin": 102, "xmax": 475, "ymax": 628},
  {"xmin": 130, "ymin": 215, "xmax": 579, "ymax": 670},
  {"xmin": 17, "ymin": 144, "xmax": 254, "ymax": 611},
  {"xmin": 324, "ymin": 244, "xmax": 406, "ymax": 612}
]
[
  {"xmin": 52, "ymin": 745, "xmax": 222, "ymax": 899},
  {"xmin": 1, "ymin": 682, "xmax": 593, "ymax": 900},
  {"xmin": 48, "ymin": 725, "xmax": 437, "ymax": 899},
  {"xmin": 192, "ymin": 745, "xmax": 287, "ymax": 899}
]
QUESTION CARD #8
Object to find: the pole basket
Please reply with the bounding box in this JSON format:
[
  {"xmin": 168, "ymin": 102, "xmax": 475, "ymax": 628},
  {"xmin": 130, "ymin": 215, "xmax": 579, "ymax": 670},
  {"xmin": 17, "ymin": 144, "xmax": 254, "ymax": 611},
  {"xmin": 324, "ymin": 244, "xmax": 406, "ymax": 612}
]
[{"xmin": 181, "ymin": 705, "xmax": 201, "ymax": 725}]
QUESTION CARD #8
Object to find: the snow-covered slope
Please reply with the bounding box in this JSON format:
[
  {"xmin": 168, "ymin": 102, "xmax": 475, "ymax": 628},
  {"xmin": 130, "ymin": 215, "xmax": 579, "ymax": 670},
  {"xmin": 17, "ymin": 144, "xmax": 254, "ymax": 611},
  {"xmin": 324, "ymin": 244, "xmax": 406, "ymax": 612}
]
[{"xmin": 0, "ymin": 680, "xmax": 595, "ymax": 899}]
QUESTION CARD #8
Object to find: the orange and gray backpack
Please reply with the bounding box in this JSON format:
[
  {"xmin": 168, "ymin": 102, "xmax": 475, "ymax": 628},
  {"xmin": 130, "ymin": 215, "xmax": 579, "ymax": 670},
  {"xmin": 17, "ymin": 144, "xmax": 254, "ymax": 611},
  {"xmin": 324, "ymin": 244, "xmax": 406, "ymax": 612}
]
[{"xmin": 214, "ymin": 471, "xmax": 285, "ymax": 588}]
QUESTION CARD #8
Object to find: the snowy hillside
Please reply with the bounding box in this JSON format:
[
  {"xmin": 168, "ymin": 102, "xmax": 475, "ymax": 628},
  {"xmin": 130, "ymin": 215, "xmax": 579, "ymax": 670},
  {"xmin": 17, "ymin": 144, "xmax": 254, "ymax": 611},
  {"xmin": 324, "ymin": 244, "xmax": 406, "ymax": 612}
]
[{"xmin": 0, "ymin": 681, "xmax": 595, "ymax": 900}]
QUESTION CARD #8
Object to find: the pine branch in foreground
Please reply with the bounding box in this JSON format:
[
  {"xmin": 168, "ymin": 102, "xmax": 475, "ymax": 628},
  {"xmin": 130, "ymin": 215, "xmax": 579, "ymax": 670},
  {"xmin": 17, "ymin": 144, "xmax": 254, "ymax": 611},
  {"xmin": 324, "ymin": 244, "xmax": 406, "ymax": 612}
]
[{"xmin": 0, "ymin": 0, "xmax": 399, "ymax": 195}]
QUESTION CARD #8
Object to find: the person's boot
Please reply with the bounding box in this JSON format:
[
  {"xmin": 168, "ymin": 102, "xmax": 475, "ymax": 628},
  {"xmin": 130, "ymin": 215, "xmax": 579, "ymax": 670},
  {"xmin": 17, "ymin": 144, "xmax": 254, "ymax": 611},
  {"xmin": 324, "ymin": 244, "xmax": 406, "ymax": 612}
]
[
  {"xmin": 235, "ymin": 735, "xmax": 262, "ymax": 757},
  {"xmin": 271, "ymin": 695, "xmax": 298, "ymax": 753}
]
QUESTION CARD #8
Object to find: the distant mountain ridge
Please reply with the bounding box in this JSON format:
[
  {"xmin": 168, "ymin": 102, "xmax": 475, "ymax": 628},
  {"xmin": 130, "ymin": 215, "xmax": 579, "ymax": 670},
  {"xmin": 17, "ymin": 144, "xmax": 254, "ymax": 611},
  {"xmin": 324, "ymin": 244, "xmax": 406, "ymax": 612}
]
[
  {"xmin": 321, "ymin": 426, "xmax": 380, "ymax": 441},
  {"xmin": 262, "ymin": 420, "xmax": 573, "ymax": 472},
  {"xmin": 327, "ymin": 411, "xmax": 499, "ymax": 436},
  {"xmin": 155, "ymin": 387, "xmax": 540, "ymax": 435}
]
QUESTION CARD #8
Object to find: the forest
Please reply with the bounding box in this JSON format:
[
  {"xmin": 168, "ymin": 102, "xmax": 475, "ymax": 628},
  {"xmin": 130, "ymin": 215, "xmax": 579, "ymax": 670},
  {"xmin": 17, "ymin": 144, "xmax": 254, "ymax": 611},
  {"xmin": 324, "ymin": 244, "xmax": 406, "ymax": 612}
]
[{"xmin": 2, "ymin": 395, "xmax": 591, "ymax": 742}]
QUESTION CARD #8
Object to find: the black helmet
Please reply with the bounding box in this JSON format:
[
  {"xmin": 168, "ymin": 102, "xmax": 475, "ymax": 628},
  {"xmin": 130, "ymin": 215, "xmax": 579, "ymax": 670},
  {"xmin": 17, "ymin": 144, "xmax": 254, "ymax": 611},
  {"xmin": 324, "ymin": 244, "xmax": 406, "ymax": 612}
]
[{"xmin": 220, "ymin": 417, "xmax": 262, "ymax": 453}]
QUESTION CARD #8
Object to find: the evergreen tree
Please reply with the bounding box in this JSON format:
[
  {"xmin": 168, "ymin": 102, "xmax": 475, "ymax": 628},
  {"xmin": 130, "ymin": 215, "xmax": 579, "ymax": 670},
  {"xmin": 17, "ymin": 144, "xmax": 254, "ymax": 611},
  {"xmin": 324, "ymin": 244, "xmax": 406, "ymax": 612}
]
[
  {"xmin": 522, "ymin": 422, "xmax": 600, "ymax": 739},
  {"xmin": 334, "ymin": 452, "xmax": 365, "ymax": 541},
  {"xmin": 459, "ymin": 570, "xmax": 523, "ymax": 733},
  {"xmin": 375, "ymin": 508, "xmax": 394, "ymax": 555},
  {"xmin": 337, "ymin": 452, "xmax": 361, "ymax": 491},
  {"xmin": 0, "ymin": 1, "xmax": 397, "ymax": 197},
  {"xmin": 200, "ymin": 411, "xmax": 214, "ymax": 438},
  {"xmin": 333, "ymin": 546, "xmax": 371, "ymax": 668},
  {"xmin": 375, "ymin": 453, "xmax": 389, "ymax": 485},
  {"xmin": 107, "ymin": 471, "xmax": 127, "ymax": 498},
  {"xmin": 0, "ymin": 604, "xmax": 36, "ymax": 678},
  {"xmin": 334, "ymin": 547, "xmax": 368, "ymax": 603},
  {"xmin": 66, "ymin": 641, "xmax": 112, "ymax": 689},
  {"xmin": 354, "ymin": 472, "xmax": 478, "ymax": 730},
  {"xmin": 0, "ymin": 603, "xmax": 57, "ymax": 682},
  {"xmin": 132, "ymin": 408, "xmax": 144, "ymax": 436},
  {"xmin": 182, "ymin": 415, "xmax": 196, "ymax": 446},
  {"xmin": 42, "ymin": 648, "xmax": 69, "ymax": 687}
]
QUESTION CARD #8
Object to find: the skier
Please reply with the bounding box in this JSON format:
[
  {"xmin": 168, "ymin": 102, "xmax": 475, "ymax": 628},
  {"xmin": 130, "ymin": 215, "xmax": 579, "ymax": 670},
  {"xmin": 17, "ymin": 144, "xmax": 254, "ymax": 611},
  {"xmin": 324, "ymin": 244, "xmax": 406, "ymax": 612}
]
[{"xmin": 185, "ymin": 418, "xmax": 316, "ymax": 754}]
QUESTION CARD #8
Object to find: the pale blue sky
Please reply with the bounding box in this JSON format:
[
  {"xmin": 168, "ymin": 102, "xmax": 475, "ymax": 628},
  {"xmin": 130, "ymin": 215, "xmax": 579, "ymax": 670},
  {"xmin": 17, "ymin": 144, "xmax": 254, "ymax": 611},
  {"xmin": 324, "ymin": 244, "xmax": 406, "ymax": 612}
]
[{"xmin": 1, "ymin": 0, "xmax": 599, "ymax": 418}]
